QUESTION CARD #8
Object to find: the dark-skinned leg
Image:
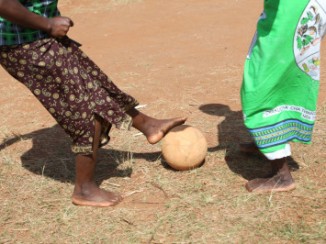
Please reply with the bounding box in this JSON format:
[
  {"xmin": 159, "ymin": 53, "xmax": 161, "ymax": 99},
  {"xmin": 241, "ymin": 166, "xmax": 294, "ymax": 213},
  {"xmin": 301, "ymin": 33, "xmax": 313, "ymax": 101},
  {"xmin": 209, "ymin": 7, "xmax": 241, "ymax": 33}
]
[
  {"xmin": 127, "ymin": 108, "xmax": 187, "ymax": 144},
  {"xmin": 72, "ymin": 118, "xmax": 122, "ymax": 207},
  {"xmin": 245, "ymin": 157, "xmax": 296, "ymax": 193}
]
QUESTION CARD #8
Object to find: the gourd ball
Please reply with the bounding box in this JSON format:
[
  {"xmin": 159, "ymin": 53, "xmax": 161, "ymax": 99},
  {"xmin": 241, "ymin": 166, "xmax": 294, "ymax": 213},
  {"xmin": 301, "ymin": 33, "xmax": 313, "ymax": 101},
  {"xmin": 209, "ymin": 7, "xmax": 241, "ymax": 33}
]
[{"xmin": 162, "ymin": 125, "xmax": 207, "ymax": 171}]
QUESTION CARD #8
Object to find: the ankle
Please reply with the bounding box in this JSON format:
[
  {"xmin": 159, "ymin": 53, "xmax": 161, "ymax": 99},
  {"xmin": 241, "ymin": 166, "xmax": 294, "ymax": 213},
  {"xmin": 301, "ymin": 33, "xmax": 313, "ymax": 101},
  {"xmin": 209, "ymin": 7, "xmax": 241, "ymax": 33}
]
[
  {"xmin": 274, "ymin": 167, "xmax": 293, "ymax": 182},
  {"xmin": 74, "ymin": 181, "xmax": 98, "ymax": 194}
]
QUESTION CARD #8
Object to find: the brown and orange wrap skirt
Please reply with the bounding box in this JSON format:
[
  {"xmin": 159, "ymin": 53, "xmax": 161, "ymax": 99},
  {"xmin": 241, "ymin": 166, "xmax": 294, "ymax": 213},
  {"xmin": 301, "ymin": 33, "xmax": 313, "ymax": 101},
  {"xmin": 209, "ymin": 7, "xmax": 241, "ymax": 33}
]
[{"xmin": 0, "ymin": 37, "xmax": 138, "ymax": 154}]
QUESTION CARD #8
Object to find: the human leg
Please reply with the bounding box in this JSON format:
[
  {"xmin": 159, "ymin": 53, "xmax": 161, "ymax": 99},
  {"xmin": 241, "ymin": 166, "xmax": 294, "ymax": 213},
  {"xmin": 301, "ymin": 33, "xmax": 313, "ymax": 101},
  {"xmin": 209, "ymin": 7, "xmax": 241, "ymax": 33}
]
[
  {"xmin": 245, "ymin": 158, "xmax": 295, "ymax": 193},
  {"xmin": 72, "ymin": 117, "xmax": 122, "ymax": 207},
  {"xmin": 239, "ymin": 141, "xmax": 294, "ymax": 192},
  {"xmin": 127, "ymin": 107, "xmax": 187, "ymax": 144},
  {"xmin": 0, "ymin": 38, "xmax": 185, "ymax": 204},
  {"xmin": 70, "ymin": 45, "xmax": 187, "ymax": 144},
  {"xmin": 239, "ymin": 1, "xmax": 326, "ymax": 193}
]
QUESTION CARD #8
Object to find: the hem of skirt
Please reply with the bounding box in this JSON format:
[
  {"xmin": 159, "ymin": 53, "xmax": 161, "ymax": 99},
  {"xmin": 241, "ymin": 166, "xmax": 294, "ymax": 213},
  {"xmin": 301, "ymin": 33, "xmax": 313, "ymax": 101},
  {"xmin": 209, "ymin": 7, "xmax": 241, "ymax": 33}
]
[
  {"xmin": 71, "ymin": 145, "xmax": 93, "ymax": 155},
  {"xmin": 115, "ymin": 114, "xmax": 133, "ymax": 130},
  {"xmin": 115, "ymin": 101, "xmax": 139, "ymax": 130},
  {"xmin": 123, "ymin": 101, "xmax": 139, "ymax": 114},
  {"xmin": 72, "ymin": 101, "xmax": 139, "ymax": 154},
  {"xmin": 262, "ymin": 144, "xmax": 291, "ymax": 160}
]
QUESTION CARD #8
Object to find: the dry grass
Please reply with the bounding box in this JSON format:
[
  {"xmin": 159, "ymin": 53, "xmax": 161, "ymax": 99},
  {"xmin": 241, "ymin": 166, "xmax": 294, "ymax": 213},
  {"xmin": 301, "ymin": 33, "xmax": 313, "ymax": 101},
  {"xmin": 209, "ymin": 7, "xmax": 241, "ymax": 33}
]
[
  {"xmin": 1, "ymin": 81, "xmax": 325, "ymax": 244},
  {"xmin": 1, "ymin": 0, "xmax": 326, "ymax": 243}
]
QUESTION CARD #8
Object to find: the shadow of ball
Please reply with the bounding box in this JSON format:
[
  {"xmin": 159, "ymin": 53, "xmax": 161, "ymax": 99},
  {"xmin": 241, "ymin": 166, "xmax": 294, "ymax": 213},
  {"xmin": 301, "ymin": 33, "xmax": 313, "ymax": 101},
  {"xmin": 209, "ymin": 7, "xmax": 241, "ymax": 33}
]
[{"xmin": 161, "ymin": 125, "xmax": 207, "ymax": 171}]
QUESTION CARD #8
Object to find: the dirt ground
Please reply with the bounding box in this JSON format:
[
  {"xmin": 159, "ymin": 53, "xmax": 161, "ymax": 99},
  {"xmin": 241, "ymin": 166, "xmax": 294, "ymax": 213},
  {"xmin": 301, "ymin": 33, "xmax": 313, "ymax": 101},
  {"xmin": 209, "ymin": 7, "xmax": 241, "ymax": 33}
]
[{"xmin": 0, "ymin": 0, "xmax": 325, "ymax": 243}]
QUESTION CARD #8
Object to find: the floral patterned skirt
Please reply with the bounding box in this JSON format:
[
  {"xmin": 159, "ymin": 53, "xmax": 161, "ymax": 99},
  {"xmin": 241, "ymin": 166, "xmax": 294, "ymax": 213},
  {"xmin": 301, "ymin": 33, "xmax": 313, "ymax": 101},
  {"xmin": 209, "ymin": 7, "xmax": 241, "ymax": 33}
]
[{"xmin": 0, "ymin": 37, "xmax": 138, "ymax": 154}]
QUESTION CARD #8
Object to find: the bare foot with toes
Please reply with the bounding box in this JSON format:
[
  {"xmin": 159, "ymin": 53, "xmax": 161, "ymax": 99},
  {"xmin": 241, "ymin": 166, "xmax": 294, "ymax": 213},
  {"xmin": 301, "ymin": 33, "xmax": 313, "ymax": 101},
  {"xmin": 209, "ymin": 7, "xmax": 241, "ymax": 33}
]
[{"xmin": 72, "ymin": 183, "xmax": 122, "ymax": 207}]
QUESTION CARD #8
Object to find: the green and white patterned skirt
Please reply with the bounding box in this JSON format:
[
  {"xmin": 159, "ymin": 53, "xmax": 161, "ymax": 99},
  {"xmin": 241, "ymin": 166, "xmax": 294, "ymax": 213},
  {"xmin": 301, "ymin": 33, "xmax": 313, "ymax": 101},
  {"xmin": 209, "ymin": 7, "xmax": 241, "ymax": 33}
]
[{"xmin": 241, "ymin": 0, "xmax": 326, "ymax": 160}]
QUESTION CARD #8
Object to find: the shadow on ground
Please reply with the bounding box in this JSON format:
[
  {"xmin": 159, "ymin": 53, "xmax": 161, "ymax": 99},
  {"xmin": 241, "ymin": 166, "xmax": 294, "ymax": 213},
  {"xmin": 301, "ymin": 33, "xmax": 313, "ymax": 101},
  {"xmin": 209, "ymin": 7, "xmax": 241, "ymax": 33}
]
[
  {"xmin": 0, "ymin": 125, "xmax": 161, "ymax": 185},
  {"xmin": 0, "ymin": 105, "xmax": 300, "ymax": 184},
  {"xmin": 199, "ymin": 103, "xmax": 299, "ymax": 180}
]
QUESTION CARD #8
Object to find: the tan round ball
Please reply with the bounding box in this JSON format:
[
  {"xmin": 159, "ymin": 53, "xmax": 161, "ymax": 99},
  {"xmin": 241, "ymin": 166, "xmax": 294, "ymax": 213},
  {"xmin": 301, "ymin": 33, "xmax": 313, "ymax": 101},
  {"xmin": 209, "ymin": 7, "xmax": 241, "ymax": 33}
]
[{"xmin": 162, "ymin": 125, "xmax": 207, "ymax": 171}]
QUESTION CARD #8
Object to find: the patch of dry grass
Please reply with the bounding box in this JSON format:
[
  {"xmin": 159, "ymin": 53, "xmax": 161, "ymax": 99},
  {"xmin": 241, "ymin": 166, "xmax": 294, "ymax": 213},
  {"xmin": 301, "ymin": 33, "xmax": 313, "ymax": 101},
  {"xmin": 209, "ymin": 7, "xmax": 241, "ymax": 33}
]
[{"xmin": 1, "ymin": 95, "xmax": 325, "ymax": 243}]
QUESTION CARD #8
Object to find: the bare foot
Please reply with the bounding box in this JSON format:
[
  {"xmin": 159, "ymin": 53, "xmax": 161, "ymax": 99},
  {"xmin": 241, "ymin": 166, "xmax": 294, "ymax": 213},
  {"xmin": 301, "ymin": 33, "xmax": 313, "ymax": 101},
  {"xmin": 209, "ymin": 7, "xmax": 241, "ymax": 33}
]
[
  {"xmin": 143, "ymin": 117, "xmax": 187, "ymax": 144},
  {"xmin": 239, "ymin": 142, "xmax": 260, "ymax": 154},
  {"xmin": 72, "ymin": 183, "xmax": 122, "ymax": 207},
  {"xmin": 245, "ymin": 174, "xmax": 296, "ymax": 193},
  {"xmin": 127, "ymin": 108, "xmax": 187, "ymax": 144}
]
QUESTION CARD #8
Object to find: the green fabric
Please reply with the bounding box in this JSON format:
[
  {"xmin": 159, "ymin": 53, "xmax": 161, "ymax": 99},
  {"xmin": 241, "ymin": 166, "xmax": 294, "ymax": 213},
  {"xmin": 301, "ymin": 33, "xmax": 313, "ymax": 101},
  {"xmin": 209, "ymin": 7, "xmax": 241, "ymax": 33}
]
[
  {"xmin": 241, "ymin": 0, "xmax": 326, "ymax": 154},
  {"xmin": 0, "ymin": 0, "xmax": 60, "ymax": 46}
]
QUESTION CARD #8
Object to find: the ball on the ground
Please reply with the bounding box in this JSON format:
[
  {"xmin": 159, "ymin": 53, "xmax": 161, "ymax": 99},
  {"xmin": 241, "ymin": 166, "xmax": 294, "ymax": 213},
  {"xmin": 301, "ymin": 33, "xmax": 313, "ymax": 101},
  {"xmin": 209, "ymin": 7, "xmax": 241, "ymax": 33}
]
[{"xmin": 161, "ymin": 125, "xmax": 207, "ymax": 171}]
